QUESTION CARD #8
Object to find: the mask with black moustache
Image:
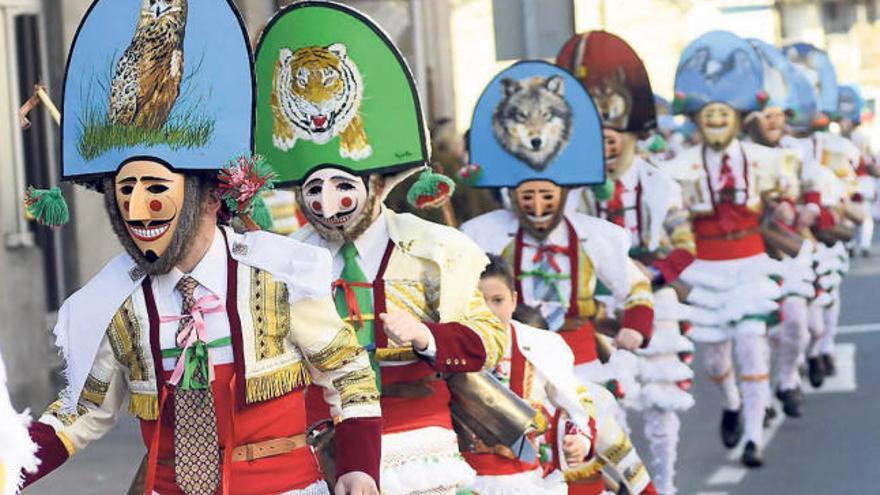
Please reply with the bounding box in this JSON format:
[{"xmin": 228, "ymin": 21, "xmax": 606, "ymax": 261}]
[
  {"xmin": 296, "ymin": 168, "xmax": 383, "ymax": 244},
  {"xmin": 603, "ymin": 128, "xmax": 636, "ymax": 179},
  {"xmin": 509, "ymin": 180, "xmax": 568, "ymax": 241},
  {"xmin": 103, "ymin": 160, "xmax": 211, "ymax": 276}
]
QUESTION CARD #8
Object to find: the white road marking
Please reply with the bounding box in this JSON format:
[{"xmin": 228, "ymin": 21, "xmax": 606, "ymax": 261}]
[
  {"xmin": 706, "ymin": 465, "xmax": 748, "ymax": 486},
  {"xmin": 838, "ymin": 322, "xmax": 880, "ymax": 335},
  {"xmin": 804, "ymin": 343, "xmax": 856, "ymax": 394},
  {"xmin": 696, "ymin": 492, "xmax": 729, "ymax": 495}
]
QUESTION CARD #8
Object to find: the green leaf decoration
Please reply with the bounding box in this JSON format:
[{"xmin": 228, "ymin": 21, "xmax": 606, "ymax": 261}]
[
  {"xmin": 591, "ymin": 178, "xmax": 615, "ymax": 201},
  {"xmin": 250, "ymin": 195, "xmax": 275, "ymax": 231}
]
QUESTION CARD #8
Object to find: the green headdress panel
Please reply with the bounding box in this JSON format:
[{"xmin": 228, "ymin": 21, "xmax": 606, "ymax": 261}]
[{"xmin": 254, "ymin": 1, "xmax": 428, "ymax": 184}]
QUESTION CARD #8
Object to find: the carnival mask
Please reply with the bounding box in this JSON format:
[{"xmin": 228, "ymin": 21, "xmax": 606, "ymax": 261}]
[
  {"xmin": 755, "ymin": 107, "xmax": 786, "ymax": 146},
  {"xmin": 603, "ymin": 128, "xmax": 636, "ymax": 178},
  {"xmin": 697, "ymin": 102, "xmax": 740, "ymax": 151},
  {"xmin": 510, "ymin": 180, "xmax": 566, "ymax": 240},
  {"xmin": 114, "ymin": 161, "xmax": 185, "ymax": 260},
  {"xmin": 299, "ymin": 167, "xmax": 380, "ymax": 243}
]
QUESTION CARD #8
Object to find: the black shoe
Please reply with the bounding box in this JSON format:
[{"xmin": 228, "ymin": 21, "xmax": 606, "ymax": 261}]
[
  {"xmin": 764, "ymin": 406, "xmax": 777, "ymax": 427},
  {"xmin": 808, "ymin": 357, "xmax": 825, "ymax": 388},
  {"xmin": 776, "ymin": 388, "xmax": 803, "ymax": 418},
  {"xmin": 822, "ymin": 353, "xmax": 837, "ymax": 376},
  {"xmin": 741, "ymin": 441, "xmax": 764, "ymax": 468},
  {"xmin": 721, "ymin": 409, "xmax": 743, "ymax": 448}
]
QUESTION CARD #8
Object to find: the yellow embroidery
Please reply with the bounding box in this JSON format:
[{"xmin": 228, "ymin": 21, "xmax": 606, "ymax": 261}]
[
  {"xmin": 308, "ymin": 326, "xmax": 364, "ymax": 372},
  {"xmin": 45, "ymin": 400, "xmax": 87, "ymax": 427},
  {"xmin": 385, "ymin": 282, "xmax": 433, "ymax": 322},
  {"xmin": 250, "ymin": 269, "xmax": 290, "ymax": 360},
  {"xmin": 56, "ymin": 431, "xmax": 76, "ymax": 457},
  {"xmin": 245, "ymin": 362, "xmax": 311, "ymax": 404},
  {"xmin": 375, "ymin": 347, "xmax": 418, "ymax": 362},
  {"xmin": 602, "ymin": 428, "xmax": 633, "ymax": 466},
  {"xmin": 80, "ymin": 374, "xmax": 110, "ymax": 407},
  {"xmin": 332, "ymin": 368, "xmax": 380, "ymax": 408},
  {"xmin": 107, "ymin": 298, "xmax": 148, "ymax": 381}
]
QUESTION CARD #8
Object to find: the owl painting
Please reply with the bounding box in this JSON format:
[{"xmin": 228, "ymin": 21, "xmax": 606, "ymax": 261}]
[{"xmin": 108, "ymin": 0, "xmax": 187, "ymax": 129}]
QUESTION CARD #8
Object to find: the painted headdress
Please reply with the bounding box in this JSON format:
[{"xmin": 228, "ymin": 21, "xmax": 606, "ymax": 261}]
[
  {"xmin": 837, "ymin": 84, "xmax": 867, "ymax": 125},
  {"xmin": 253, "ymin": 1, "xmax": 428, "ymax": 186},
  {"xmin": 556, "ymin": 31, "xmax": 656, "ymax": 133},
  {"xmin": 467, "ymin": 60, "xmax": 604, "ymax": 188},
  {"xmin": 746, "ymin": 38, "xmax": 801, "ymax": 112},
  {"xmin": 62, "ymin": 0, "xmax": 253, "ymax": 184},
  {"xmin": 673, "ymin": 30, "xmax": 765, "ymax": 114},
  {"xmin": 785, "ymin": 66, "xmax": 819, "ymax": 133},
  {"xmin": 783, "ymin": 43, "xmax": 838, "ymax": 119},
  {"xmin": 653, "ymin": 94, "xmax": 678, "ymax": 132},
  {"xmin": 23, "ymin": 0, "xmax": 257, "ymax": 228}
]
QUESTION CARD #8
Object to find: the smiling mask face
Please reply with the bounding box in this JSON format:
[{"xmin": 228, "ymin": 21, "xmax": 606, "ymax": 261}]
[
  {"xmin": 697, "ymin": 102, "xmax": 740, "ymax": 150},
  {"xmin": 510, "ymin": 180, "xmax": 567, "ymax": 240},
  {"xmin": 299, "ymin": 167, "xmax": 380, "ymax": 243},
  {"xmin": 114, "ymin": 161, "xmax": 185, "ymax": 261},
  {"xmin": 603, "ymin": 128, "xmax": 636, "ymax": 179}
]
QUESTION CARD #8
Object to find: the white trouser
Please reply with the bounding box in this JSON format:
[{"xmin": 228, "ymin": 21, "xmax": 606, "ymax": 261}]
[
  {"xmin": 858, "ymin": 200, "xmax": 875, "ymax": 251},
  {"xmin": 771, "ymin": 296, "xmax": 810, "ymax": 391},
  {"xmin": 702, "ymin": 320, "xmax": 770, "ymax": 446},
  {"xmin": 642, "ymin": 407, "xmax": 681, "ymax": 495},
  {"xmin": 818, "ymin": 291, "xmax": 842, "ymax": 355}
]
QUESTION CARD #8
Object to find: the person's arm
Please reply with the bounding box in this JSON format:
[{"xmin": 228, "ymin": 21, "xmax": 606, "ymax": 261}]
[
  {"xmin": 24, "ymin": 334, "xmax": 127, "ymax": 488},
  {"xmin": 290, "ymin": 297, "xmax": 382, "ymax": 490}
]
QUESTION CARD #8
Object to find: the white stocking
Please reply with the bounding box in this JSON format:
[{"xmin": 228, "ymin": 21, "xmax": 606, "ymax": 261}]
[
  {"xmin": 775, "ymin": 297, "xmax": 810, "ymax": 391},
  {"xmin": 807, "ymin": 298, "xmax": 826, "ymax": 358},
  {"xmin": 642, "ymin": 407, "xmax": 680, "ymax": 495},
  {"xmin": 819, "ymin": 292, "xmax": 841, "ymax": 355},
  {"xmin": 702, "ymin": 340, "xmax": 740, "ymax": 411},
  {"xmin": 733, "ymin": 323, "xmax": 770, "ymax": 446}
]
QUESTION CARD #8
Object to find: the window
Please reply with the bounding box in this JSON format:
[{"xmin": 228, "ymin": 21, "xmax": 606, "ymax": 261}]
[
  {"xmin": 493, "ymin": 0, "xmax": 575, "ymax": 60},
  {"xmin": 821, "ymin": 1, "xmax": 856, "ymax": 34}
]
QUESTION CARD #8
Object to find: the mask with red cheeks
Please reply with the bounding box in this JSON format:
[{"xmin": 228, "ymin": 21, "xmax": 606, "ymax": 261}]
[
  {"xmin": 301, "ymin": 168, "xmax": 368, "ymax": 230},
  {"xmin": 510, "ymin": 179, "xmax": 567, "ymax": 240},
  {"xmin": 114, "ymin": 160, "xmax": 185, "ymax": 261}
]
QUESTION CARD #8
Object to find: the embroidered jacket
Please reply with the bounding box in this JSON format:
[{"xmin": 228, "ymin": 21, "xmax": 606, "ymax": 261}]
[
  {"xmin": 27, "ymin": 227, "xmax": 381, "ymax": 487},
  {"xmin": 567, "ymin": 157, "xmax": 695, "ymax": 255},
  {"xmin": 461, "ymin": 210, "xmax": 654, "ymax": 343}
]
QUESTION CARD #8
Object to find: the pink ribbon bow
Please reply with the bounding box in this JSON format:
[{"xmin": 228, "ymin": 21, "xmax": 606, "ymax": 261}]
[{"xmin": 160, "ymin": 294, "xmax": 226, "ymax": 387}]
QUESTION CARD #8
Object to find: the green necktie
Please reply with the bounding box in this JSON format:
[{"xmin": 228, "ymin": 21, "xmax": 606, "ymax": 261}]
[{"xmin": 334, "ymin": 242, "xmax": 381, "ymax": 391}]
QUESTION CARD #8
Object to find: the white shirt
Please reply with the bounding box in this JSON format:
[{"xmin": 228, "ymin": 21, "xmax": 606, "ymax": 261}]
[
  {"xmin": 597, "ymin": 163, "xmax": 641, "ymax": 246},
  {"xmin": 153, "ymin": 227, "xmax": 234, "ymax": 370},
  {"xmin": 519, "ymin": 222, "xmax": 573, "ymax": 325},
  {"xmin": 309, "ymin": 210, "xmax": 436, "ymax": 361},
  {"xmin": 703, "ymin": 140, "xmax": 748, "ymax": 205}
]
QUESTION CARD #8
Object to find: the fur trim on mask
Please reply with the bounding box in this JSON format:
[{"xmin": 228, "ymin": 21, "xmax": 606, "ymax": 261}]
[
  {"xmin": 103, "ymin": 175, "xmax": 212, "ymax": 276},
  {"xmin": 508, "ymin": 187, "xmax": 569, "ymax": 241}
]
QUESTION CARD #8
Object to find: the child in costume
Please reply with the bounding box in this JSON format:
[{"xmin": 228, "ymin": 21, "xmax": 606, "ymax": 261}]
[
  {"xmin": 742, "ymin": 38, "xmax": 817, "ymax": 419},
  {"xmin": 556, "ymin": 31, "xmax": 696, "ymax": 495},
  {"xmin": 252, "ymin": 4, "xmax": 506, "ymax": 495},
  {"xmin": 0, "ymin": 348, "xmax": 38, "ymax": 495},
  {"xmin": 20, "ymin": 2, "xmax": 381, "ymax": 494},
  {"xmin": 662, "ymin": 31, "xmax": 794, "ymax": 468},
  {"xmin": 472, "ymin": 255, "xmax": 656, "ymax": 495}
]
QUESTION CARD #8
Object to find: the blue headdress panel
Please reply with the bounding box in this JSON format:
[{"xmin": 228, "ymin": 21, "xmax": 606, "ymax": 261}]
[
  {"xmin": 62, "ymin": 0, "xmax": 254, "ymax": 183},
  {"xmin": 787, "ymin": 68, "xmax": 819, "ymax": 132},
  {"xmin": 783, "ymin": 43, "xmax": 838, "ymax": 117},
  {"xmin": 468, "ymin": 60, "xmax": 604, "ymax": 188},
  {"xmin": 838, "ymin": 84, "xmax": 866, "ymax": 124},
  {"xmin": 747, "ymin": 38, "xmax": 799, "ymax": 111},
  {"xmin": 654, "ymin": 93, "xmax": 677, "ymax": 132},
  {"xmin": 673, "ymin": 30, "xmax": 764, "ymax": 114}
]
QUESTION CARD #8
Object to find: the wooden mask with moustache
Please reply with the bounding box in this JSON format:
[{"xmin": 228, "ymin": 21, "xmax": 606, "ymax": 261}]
[{"xmin": 509, "ymin": 180, "xmax": 568, "ymax": 240}]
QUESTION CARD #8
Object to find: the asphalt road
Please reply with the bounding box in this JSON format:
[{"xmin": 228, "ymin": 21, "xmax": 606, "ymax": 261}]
[{"xmin": 25, "ymin": 241, "xmax": 880, "ymax": 495}]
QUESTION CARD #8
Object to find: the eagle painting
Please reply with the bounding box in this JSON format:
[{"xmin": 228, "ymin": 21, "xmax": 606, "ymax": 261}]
[{"xmin": 108, "ymin": 0, "xmax": 188, "ymax": 129}]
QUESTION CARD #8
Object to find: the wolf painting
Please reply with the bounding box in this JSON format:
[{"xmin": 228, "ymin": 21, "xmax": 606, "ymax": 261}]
[{"xmin": 492, "ymin": 75, "xmax": 573, "ymax": 171}]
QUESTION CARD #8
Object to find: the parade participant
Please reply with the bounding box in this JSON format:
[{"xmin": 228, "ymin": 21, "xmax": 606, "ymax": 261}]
[
  {"xmin": 472, "ymin": 255, "xmax": 657, "ymax": 495},
  {"xmin": 838, "ymin": 84, "xmax": 878, "ymax": 257},
  {"xmin": 665, "ymin": 31, "xmax": 791, "ymax": 467},
  {"xmin": 253, "ymin": 4, "xmax": 506, "ymax": 494},
  {"xmin": 743, "ymin": 38, "xmax": 816, "ymax": 418},
  {"xmin": 459, "ymin": 60, "xmax": 653, "ymax": 398},
  {"xmin": 556, "ymin": 31, "xmax": 695, "ymax": 495},
  {"xmin": 20, "ymin": 1, "xmax": 382, "ymax": 494},
  {"xmin": 0, "ymin": 348, "xmax": 38, "ymax": 495},
  {"xmin": 784, "ymin": 42, "xmax": 853, "ymax": 385}
]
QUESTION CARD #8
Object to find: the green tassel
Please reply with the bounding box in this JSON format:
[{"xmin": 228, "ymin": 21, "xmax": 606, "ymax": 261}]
[
  {"xmin": 591, "ymin": 178, "xmax": 614, "ymax": 201},
  {"xmin": 406, "ymin": 169, "xmax": 456, "ymax": 209},
  {"xmin": 249, "ymin": 195, "xmax": 274, "ymax": 231},
  {"xmin": 647, "ymin": 134, "xmax": 668, "ymax": 153},
  {"xmin": 24, "ymin": 186, "xmax": 69, "ymax": 226}
]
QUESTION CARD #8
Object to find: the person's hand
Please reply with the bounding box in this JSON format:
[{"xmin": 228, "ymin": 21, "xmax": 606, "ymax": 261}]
[
  {"xmin": 773, "ymin": 201, "xmax": 796, "ymax": 225},
  {"xmin": 334, "ymin": 471, "xmax": 379, "ymax": 495},
  {"xmin": 562, "ymin": 434, "xmax": 589, "ymax": 466},
  {"xmin": 614, "ymin": 328, "xmax": 644, "ymax": 350},
  {"xmin": 379, "ymin": 311, "xmax": 430, "ymax": 351},
  {"xmin": 796, "ymin": 204, "xmax": 820, "ymax": 229}
]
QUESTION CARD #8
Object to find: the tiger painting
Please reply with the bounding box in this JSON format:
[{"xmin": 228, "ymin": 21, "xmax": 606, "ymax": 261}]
[{"xmin": 270, "ymin": 43, "xmax": 372, "ymax": 160}]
